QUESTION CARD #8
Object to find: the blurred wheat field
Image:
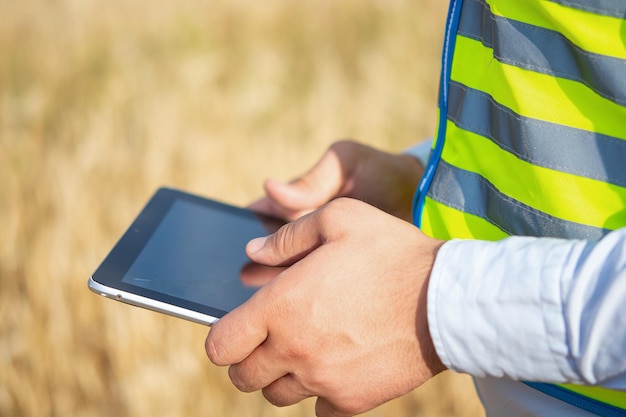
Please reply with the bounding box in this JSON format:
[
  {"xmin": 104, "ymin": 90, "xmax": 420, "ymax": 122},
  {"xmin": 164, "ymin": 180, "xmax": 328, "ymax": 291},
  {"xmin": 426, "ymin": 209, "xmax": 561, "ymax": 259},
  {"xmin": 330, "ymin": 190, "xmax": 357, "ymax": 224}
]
[{"xmin": 0, "ymin": 0, "xmax": 485, "ymax": 416}]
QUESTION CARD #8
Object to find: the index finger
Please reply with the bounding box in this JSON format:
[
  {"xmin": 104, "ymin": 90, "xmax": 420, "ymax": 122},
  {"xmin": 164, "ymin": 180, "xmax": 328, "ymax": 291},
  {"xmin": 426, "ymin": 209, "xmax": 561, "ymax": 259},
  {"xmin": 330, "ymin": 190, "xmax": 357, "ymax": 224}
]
[{"xmin": 246, "ymin": 207, "xmax": 332, "ymax": 267}]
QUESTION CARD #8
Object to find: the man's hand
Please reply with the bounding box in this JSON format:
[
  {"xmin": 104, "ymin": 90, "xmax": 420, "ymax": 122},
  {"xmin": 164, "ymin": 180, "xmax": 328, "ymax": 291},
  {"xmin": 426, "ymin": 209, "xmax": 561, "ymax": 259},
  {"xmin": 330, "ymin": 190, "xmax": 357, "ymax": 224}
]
[
  {"xmin": 249, "ymin": 140, "xmax": 424, "ymax": 223},
  {"xmin": 206, "ymin": 198, "xmax": 446, "ymax": 417}
]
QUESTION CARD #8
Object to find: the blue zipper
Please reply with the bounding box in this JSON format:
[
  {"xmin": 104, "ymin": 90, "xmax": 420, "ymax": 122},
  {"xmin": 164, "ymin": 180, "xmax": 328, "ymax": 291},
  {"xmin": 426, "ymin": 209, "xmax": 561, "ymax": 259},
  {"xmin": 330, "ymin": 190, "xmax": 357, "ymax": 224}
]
[
  {"xmin": 412, "ymin": 0, "xmax": 464, "ymax": 228},
  {"xmin": 524, "ymin": 382, "xmax": 626, "ymax": 417}
]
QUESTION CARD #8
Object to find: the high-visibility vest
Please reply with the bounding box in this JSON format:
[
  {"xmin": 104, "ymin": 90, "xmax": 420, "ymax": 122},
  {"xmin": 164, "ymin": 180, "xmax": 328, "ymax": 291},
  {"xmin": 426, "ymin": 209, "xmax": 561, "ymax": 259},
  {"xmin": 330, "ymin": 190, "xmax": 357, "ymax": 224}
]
[{"xmin": 413, "ymin": 0, "xmax": 626, "ymax": 415}]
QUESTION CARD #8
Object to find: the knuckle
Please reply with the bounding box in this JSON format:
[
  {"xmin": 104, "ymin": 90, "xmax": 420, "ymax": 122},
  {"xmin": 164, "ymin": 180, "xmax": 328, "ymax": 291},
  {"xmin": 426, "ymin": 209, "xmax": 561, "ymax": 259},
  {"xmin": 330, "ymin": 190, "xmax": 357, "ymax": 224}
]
[
  {"xmin": 281, "ymin": 338, "xmax": 309, "ymax": 362},
  {"xmin": 342, "ymin": 398, "xmax": 368, "ymax": 416},
  {"xmin": 315, "ymin": 200, "xmax": 340, "ymax": 225},
  {"xmin": 303, "ymin": 367, "xmax": 330, "ymax": 393},
  {"xmin": 262, "ymin": 386, "xmax": 290, "ymax": 407},
  {"xmin": 228, "ymin": 365, "xmax": 255, "ymax": 393},
  {"xmin": 311, "ymin": 200, "xmax": 344, "ymax": 239},
  {"xmin": 278, "ymin": 222, "xmax": 298, "ymax": 256},
  {"xmin": 321, "ymin": 197, "xmax": 361, "ymax": 223},
  {"xmin": 313, "ymin": 375, "xmax": 372, "ymax": 417},
  {"xmin": 328, "ymin": 397, "xmax": 367, "ymax": 417},
  {"xmin": 327, "ymin": 196, "xmax": 358, "ymax": 210},
  {"xmin": 315, "ymin": 398, "xmax": 355, "ymax": 417},
  {"xmin": 268, "ymin": 222, "xmax": 299, "ymax": 264}
]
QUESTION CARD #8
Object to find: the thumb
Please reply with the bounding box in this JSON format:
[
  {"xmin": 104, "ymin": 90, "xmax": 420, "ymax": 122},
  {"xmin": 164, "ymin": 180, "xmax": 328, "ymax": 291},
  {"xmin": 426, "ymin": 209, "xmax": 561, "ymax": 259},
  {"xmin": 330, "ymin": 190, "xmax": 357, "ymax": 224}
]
[{"xmin": 265, "ymin": 148, "xmax": 347, "ymax": 212}]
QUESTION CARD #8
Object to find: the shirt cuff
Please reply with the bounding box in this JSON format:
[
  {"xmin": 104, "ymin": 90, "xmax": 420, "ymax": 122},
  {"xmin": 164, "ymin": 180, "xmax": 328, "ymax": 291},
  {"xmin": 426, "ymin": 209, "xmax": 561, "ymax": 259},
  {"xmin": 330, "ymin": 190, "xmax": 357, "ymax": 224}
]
[
  {"xmin": 427, "ymin": 237, "xmax": 584, "ymax": 382},
  {"xmin": 403, "ymin": 139, "xmax": 433, "ymax": 168}
]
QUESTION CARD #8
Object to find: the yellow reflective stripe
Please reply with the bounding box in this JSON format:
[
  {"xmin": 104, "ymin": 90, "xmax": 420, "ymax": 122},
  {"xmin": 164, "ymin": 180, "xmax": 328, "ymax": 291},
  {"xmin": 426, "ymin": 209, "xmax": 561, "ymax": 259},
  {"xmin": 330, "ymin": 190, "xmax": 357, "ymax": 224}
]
[
  {"xmin": 560, "ymin": 384, "xmax": 626, "ymax": 410},
  {"xmin": 487, "ymin": 0, "xmax": 626, "ymax": 59},
  {"xmin": 451, "ymin": 35, "xmax": 626, "ymax": 141},
  {"xmin": 442, "ymin": 121, "xmax": 626, "ymax": 230},
  {"xmin": 421, "ymin": 196, "xmax": 508, "ymax": 241}
]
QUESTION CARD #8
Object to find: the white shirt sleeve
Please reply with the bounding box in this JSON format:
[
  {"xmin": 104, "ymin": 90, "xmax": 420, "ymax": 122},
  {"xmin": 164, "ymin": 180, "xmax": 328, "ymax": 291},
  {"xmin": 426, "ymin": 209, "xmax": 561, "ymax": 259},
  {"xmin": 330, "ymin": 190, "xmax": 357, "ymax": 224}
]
[
  {"xmin": 427, "ymin": 227, "xmax": 626, "ymax": 389},
  {"xmin": 403, "ymin": 139, "xmax": 433, "ymax": 168}
]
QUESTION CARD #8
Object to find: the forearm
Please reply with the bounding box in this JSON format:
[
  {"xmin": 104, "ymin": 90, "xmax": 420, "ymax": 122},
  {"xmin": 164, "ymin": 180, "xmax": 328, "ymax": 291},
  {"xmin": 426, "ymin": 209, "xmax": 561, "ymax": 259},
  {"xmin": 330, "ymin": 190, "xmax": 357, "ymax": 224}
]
[{"xmin": 427, "ymin": 228, "xmax": 626, "ymax": 388}]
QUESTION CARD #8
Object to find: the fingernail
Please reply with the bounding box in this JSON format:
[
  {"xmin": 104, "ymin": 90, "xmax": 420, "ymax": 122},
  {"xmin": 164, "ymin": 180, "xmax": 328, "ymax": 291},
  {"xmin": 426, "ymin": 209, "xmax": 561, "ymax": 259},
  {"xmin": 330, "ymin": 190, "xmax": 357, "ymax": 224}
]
[{"xmin": 247, "ymin": 236, "xmax": 268, "ymax": 254}]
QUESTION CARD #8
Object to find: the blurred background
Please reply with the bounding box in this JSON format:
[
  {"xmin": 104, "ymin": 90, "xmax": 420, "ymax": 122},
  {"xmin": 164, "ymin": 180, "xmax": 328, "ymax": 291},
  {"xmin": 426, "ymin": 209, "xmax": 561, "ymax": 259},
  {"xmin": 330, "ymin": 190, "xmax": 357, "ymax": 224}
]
[{"xmin": 0, "ymin": 0, "xmax": 485, "ymax": 415}]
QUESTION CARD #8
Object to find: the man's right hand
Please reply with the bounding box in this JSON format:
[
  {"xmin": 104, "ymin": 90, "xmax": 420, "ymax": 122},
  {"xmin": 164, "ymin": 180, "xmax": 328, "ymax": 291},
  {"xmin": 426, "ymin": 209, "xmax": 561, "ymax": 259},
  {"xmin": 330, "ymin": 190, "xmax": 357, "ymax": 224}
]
[{"xmin": 248, "ymin": 140, "xmax": 424, "ymax": 223}]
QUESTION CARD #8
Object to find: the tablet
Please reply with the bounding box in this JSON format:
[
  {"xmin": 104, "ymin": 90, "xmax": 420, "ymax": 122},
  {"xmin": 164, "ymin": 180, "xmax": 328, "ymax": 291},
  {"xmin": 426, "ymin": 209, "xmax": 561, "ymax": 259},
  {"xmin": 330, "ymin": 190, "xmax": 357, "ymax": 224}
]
[{"xmin": 88, "ymin": 187, "xmax": 284, "ymax": 326}]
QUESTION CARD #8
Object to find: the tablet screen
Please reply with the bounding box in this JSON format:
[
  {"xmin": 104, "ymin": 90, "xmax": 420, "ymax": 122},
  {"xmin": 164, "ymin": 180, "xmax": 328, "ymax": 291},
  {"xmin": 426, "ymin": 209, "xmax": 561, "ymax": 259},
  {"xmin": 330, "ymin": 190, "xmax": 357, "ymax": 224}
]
[
  {"xmin": 90, "ymin": 188, "xmax": 284, "ymax": 321},
  {"xmin": 121, "ymin": 199, "xmax": 267, "ymax": 313}
]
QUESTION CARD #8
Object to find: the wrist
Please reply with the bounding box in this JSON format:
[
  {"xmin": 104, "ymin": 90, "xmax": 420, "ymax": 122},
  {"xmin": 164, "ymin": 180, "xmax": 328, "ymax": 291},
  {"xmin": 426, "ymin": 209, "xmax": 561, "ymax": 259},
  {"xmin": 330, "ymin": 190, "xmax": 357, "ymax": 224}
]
[
  {"xmin": 421, "ymin": 238, "xmax": 447, "ymax": 376},
  {"xmin": 411, "ymin": 234, "xmax": 447, "ymax": 383}
]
